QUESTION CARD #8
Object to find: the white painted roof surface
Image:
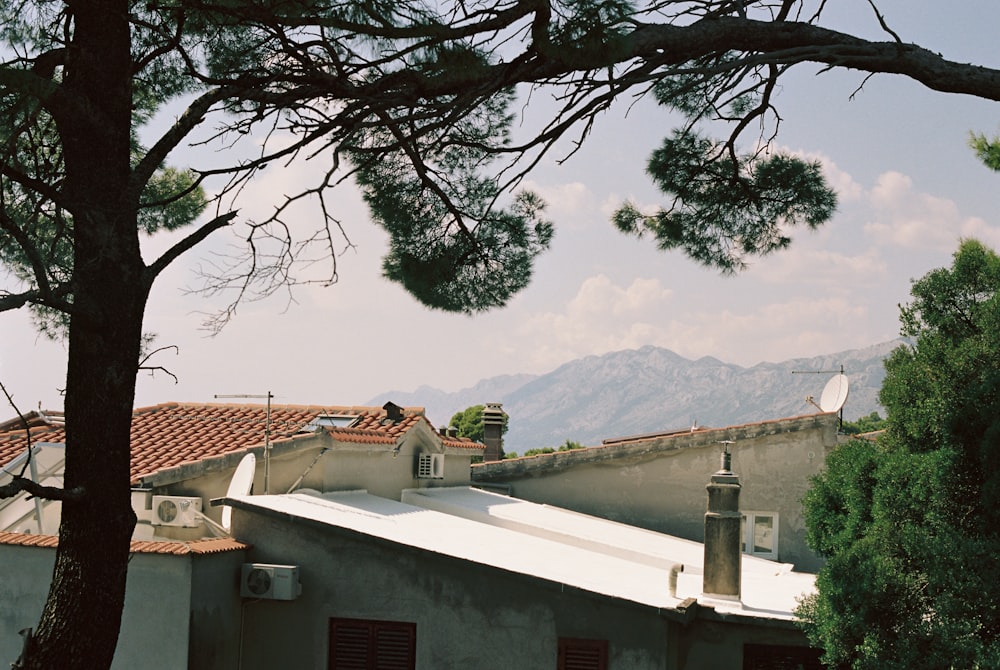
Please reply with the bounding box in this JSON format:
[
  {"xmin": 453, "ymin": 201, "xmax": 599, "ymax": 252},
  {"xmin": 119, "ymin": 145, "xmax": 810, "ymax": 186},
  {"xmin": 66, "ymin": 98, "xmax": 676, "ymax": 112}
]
[
  {"xmin": 230, "ymin": 488, "xmax": 814, "ymax": 621},
  {"xmin": 400, "ymin": 487, "xmax": 794, "ymax": 577}
]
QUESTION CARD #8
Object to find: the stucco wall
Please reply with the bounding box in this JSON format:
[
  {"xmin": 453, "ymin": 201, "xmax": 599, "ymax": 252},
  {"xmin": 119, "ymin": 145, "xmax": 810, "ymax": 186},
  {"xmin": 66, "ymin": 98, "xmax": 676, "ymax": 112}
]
[
  {"xmin": 143, "ymin": 425, "xmax": 478, "ymax": 536},
  {"xmin": 0, "ymin": 544, "xmax": 54, "ymax": 661},
  {"xmin": 233, "ymin": 509, "xmax": 674, "ymax": 670},
  {"xmin": 0, "ymin": 543, "xmax": 245, "ymax": 670},
  {"xmin": 116, "ymin": 553, "xmax": 194, "ymax": 670},
  {"xmin": 188, "ymin": 552, "xmax": 247, "ymax": 670},
  {"xmin": 230, "ymin": 507, "xmax": 813, "ymax": 670},
  {"xmin": 472, "ymin": 414, "xmax": 839, "ymax": 571}
]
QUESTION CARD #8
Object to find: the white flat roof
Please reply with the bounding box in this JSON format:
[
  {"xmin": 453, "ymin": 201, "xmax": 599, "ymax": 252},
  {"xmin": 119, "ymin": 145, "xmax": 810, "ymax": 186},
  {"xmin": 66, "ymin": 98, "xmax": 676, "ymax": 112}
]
[
  {"xmin": 229, "ymin": 487, "xmax": 814, "ymax": 621},
  {"xmin": 400, "ymin": 486, "xmax": 793, "ymax": 576}
]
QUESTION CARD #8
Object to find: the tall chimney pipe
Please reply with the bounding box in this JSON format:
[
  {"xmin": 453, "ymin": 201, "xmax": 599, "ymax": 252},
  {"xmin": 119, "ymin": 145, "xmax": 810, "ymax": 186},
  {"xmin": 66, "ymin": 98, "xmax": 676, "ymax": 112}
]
[
  {"xmin": 481, "ymin": 403, "xmax": 505, "ymax": 462},
  {"xmin": 702, "ymin": 443, "xmax": 742, "ymax": 601}
]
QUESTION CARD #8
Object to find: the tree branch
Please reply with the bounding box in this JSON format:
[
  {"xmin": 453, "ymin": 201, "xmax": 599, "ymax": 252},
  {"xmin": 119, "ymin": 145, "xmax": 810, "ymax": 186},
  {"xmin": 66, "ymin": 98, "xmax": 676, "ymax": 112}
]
[
  {"xmin": 0, "ymin": 284, "xmax": 73, "ymax": 314},
  {"xmin": 144, "ymin": 210, "xmax": 239, "ymax": 281},
  {"xmin": 0, "ymin": 476, "xmax": 84, "ymax": 502}
]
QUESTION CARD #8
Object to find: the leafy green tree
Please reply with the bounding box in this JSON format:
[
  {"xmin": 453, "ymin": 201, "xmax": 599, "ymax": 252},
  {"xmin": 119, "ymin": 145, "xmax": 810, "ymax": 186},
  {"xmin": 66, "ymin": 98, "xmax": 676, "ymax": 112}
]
[
  {"xmin": 839, "ymin": 412, "xmax": 886, "ymax": 436},
  {"xmin": 449, "ymin": 404, "xmax": 508, "ymax": 444},
  {"xmin": 521, "ymin": 440, "xmax": 586, "ymax": 457},
  {"xmin": 798, "ymin": 240, "xmax": 1000, "ymax": 669},
  {"xmin": 3, "ymin": 2, "xmax": 1000, "ymax": 668},
  {"xmin": 970, "ymin": 132, "xmax": 1000, "ymax": 172}
]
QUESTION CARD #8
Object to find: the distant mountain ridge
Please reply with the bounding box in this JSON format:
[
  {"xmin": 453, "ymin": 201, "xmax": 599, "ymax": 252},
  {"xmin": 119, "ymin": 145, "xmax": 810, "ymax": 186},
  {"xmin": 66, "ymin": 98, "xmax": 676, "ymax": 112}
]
[{"xmin": 368, "ymin": 340, "xmax": 902, "ymax": 451}]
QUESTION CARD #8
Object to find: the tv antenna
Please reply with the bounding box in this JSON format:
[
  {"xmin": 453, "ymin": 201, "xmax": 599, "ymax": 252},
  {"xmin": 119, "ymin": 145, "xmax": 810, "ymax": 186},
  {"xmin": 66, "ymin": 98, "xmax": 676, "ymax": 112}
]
[{"xmin": 214, "ymin": 392, "xmax": 273, "ymax": 493}]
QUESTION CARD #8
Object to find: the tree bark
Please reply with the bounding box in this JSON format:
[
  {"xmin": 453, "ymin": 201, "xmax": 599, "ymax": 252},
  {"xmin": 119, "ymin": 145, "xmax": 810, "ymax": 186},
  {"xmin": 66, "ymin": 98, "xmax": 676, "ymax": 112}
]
[{"xmin": 17, "ymin": 2, "xmax": 145, "ymax": 668}]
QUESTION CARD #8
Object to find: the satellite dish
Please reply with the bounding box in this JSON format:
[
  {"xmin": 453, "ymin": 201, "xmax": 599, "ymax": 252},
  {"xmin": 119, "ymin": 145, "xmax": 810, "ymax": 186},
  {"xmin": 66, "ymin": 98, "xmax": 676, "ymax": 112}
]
[
  {"xmin": 222, "ymin": 453, "xmax": 256, "ymax": 532},
  {"xmin": 819, "ymin": 374, "xmax": 850, "ymax": 413}
]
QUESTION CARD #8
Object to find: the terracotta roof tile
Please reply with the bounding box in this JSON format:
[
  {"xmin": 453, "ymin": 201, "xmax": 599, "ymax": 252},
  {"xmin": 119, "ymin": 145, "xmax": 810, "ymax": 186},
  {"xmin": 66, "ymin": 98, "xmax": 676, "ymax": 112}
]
[
  {"xmin": 0, "ymin": 402, "xmax": 480, "ymax": 483},
  {"xmin": 0, "ymin": 532, "xmax": 248, "ymax": 555},
  {"xmin": 0, "ymin": 532, "xmax": 60, "ymax": 549}
]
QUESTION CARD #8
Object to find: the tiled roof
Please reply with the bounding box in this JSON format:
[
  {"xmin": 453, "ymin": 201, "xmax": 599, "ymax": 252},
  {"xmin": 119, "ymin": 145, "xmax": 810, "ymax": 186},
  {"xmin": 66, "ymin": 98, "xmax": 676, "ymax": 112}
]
[
  {"xmin": 0, "ymin": 424, "xmax": 63, "ymax": 472},
  {"xmin": 0, "ymin": 531, "xmax": 248, "ymax": 555},
  {"xmin": 0, "ymin": 402, "xmax": 482, "ymax": 484}
]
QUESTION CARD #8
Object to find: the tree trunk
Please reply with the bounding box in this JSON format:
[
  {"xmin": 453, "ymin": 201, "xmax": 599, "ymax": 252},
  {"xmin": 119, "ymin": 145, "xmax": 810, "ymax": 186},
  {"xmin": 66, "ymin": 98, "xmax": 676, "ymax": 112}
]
[{"xmin": 18, "ymin": 2, "xmax": 145, "ymax": 668}]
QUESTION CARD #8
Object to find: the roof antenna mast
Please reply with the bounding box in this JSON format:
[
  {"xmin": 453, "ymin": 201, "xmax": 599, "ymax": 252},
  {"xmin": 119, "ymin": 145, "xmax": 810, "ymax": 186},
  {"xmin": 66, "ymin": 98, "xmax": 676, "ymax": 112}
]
[
  {"xmin": 214, "ymin": 392, "xmax": 273, "ymax": 493},
  {"xmin": 792, "ymin": 365, "xmax": 849, "ymax": 429}
]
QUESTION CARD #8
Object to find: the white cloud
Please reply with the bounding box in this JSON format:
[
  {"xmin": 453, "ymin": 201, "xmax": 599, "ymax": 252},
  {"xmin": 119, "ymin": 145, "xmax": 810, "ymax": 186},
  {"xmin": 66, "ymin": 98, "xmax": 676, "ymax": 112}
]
[
  {"xmin": 864, "ymin": 170, "xmax": 1000, "ymax": 250},
  {"xmin": 750, "ymin": 247, "xmax": 888, "ymax": 288},
  {"xmin": 507, "ymin": 273, "xmax": 881, "ymax": 373},
  {"xmin": 521, "ymin": 180, "xmax": 597, "ymax": 225},
  {"xmin": 514, "ymin": 275, "xmax": 674, "ymax": 367}
]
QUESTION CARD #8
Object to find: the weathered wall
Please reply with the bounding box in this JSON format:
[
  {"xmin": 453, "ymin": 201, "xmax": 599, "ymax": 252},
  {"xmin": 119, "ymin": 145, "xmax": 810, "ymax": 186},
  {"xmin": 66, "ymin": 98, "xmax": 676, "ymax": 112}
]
[
  {"xmin": 188, "ymin": 551, "xmax": 246, "ymax": 670},
  {"xmin": 0, "ymin": 543, "xmax": 54, "ymax": 661},
  {"xmin": 232, "ymin": 509, "xmax": 674, "ymax": 670},
  {"xmin": 0, "ymin": 542, "xmax": 245, "ymax": 670},
  {"xmin": 115, "ymin": 553, "xmax": 193, "ymax": 670},
  {"xmin": 472, "ymin": 414, "xmax": 839, "ymax": 571},
  {"xmin": 142, "ymin": 424, "xmax": 477, "ymax": 538},
  {"xmin": 230, "ymin": 507, "xmax": 813, "ymax": 670}
]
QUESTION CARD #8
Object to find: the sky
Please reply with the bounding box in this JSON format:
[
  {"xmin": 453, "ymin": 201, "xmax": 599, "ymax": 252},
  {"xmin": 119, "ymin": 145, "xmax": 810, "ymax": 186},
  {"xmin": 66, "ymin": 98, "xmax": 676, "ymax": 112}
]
[{"xmin": 3, "ymin": 1, "xmax": 1000, "ymax": 414}]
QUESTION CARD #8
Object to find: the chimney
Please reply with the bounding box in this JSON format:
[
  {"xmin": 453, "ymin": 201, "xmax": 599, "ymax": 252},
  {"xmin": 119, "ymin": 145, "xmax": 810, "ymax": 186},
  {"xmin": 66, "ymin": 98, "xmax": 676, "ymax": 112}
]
[
  {"xmin": 481, "ymin": 403, "xmax": 506, "ymax": 462},
  {"xmin": 702, "ymin": 443, "xmax": 742, "ymax": 601},
  {"xmin": 383, "ymin": 402, "xmax": 404, "ymax": 424}
]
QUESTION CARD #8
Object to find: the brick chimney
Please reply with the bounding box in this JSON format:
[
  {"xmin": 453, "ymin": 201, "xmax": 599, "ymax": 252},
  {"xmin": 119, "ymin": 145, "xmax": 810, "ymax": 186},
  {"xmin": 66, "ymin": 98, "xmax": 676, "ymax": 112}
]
[
  {"xmin": 383, "ymin": 401, "xmax": 404, "ymax": 424},
  {"xmin": 702, "ymin": 444, "xmax": 742, "ymax": 601},
  {"xmin": 481, "ymin": 403, "xmax": 505, "ymax": 462}
]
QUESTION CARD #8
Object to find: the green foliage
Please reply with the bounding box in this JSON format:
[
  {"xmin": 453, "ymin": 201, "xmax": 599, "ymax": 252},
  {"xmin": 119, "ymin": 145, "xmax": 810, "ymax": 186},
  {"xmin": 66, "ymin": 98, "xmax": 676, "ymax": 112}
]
[
  {"xmin": 839, "ymin": 412, "xmax": 886, "ymax": 435},
  {"xmin": 448, "ymin": 404, "xmax": 508, "ymax": 444},
  {"xmin": 613, "ymin": 130, "xmax": 836, "ymax": 272},
  {"xmin": 548, "ymin": 0, "xmax": 634, "ymax": 58},
  {"xmin": 970, "ymin": 132, "xmax": 1000, "ymax": 172},
  {"xmin": 350, "ymin": 90, "xmax": 554, "ymax": 313},
  {"xmin": 520, "ymin": 439, "xmax": 586, "ymax": 458},
  {"xmin": 798, "ymin": 240, "xmax": 1000, "ymax": 669}
]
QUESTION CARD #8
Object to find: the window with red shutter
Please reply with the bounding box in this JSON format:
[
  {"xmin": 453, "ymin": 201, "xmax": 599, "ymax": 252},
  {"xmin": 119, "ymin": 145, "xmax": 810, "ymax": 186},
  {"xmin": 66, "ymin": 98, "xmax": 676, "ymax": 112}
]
[
  {"xmin": 329, "ymin": 618, "xmax": 416, "ymax": 670},
  {"xmin": 558, "ymin": 637, "xmax": 608, "ymax": 670}
]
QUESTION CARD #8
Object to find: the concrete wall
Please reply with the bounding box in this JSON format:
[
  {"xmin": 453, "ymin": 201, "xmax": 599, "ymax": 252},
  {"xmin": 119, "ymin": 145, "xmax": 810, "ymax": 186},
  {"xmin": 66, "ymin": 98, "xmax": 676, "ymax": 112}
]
[
  {"xmin": 230, "ymin": 507, "xmax": 813, "ymax": 670},
  {"xmin": 0, "ymin": 543, "xmax": 245, "ymax": 670},
  {"xmin": 0, "ymin": 543, "xmax": 54, "ymax": 661},
  {"xmin": 473, "ymin": 414, "xmax": 839, "ymax": 571},
  {"xmin": 188, "ymin": 551, "xmax": 247, "ymax": 670},
  {"xmin": 143, "ymin": 425, "xmax": 479, "ymax": 538},
  {"xmin": 116, "ymin": 553, "xmax": 194, "ymax": 670},
  {"xmin": 233, "ymin": 509, "xmax": 673, "ymax": 670}
]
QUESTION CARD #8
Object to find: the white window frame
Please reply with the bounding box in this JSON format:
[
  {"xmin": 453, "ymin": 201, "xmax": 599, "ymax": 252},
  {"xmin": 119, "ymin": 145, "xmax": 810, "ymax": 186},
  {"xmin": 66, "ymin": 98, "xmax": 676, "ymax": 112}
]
[{"xmin": 741, "ymin": 511, "xmax": 779, "ymax": 561}]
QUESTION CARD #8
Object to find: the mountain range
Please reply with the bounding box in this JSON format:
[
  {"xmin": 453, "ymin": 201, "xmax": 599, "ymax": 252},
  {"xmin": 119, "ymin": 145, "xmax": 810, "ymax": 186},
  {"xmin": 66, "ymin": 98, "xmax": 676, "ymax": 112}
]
[{"xmin": 368, "ymin": 340, "xmax": 903, "ymax": 452}]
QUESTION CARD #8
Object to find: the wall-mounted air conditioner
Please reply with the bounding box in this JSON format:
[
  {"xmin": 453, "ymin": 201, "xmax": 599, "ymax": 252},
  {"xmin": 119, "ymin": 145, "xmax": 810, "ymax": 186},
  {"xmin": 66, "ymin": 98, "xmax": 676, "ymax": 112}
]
[
  {"xmin": 151, "ymin": 495, "xmax": 202, "ymax": 527},
  {"xmin": 416, "ymin": 453, "xmax": 444, "ymax": 479},
  {"xmin": 241, "ymin": 563, "xmax": 301, "ymax": 600}
]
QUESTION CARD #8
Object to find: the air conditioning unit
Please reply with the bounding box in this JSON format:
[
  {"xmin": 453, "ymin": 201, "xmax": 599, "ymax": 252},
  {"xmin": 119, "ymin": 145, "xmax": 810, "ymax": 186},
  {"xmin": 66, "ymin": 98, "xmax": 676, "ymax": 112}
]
[
  {"xmin": 241, "ymin": 563, "xmax": 301, "ymax": 600},
  {"xmin": 151, "ymin": 495, "xmax": 202, "ymax": 528},
  {"xmin": 416, "ymin": 453, "xmax": 444, "ymax": 479}
]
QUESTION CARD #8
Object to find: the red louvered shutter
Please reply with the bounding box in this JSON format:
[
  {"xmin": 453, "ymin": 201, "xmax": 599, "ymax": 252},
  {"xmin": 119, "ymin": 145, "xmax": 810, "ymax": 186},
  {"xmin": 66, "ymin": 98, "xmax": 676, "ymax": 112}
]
[
  {"xmin": 374, "ymin": 623, "xmax": 415, "ymax": 670},
  {"xmin": 329, "ymin": 618, "xmax": 416, "ymax": 670},
  {"xmin": 558, "ymin": 638, "xmax": 608, "ymax": 670}
]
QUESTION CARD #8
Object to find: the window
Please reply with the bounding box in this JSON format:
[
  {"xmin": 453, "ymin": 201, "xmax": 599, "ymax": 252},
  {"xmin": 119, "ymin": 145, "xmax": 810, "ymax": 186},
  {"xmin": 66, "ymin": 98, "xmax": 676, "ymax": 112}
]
[
  {"xmin": 741, "ymin": 512, "xmax": 779, "ymax": 560},
  {"xmin": 743, "ymin": 643, "xmax": 823, "ymax": 669},
  {"xmin": 558, "ymin": 637, "xmax": 608, "ymax": 670},
  {"xmin": 306, "ymin": 414, "xmax": 360, "ymax": 430},
  {"xmin": 329, "ymin": 618, "xmax": 415, "ymax": 670}
]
